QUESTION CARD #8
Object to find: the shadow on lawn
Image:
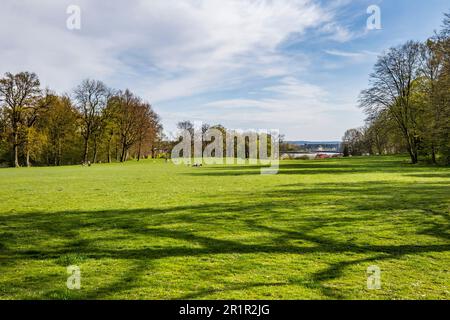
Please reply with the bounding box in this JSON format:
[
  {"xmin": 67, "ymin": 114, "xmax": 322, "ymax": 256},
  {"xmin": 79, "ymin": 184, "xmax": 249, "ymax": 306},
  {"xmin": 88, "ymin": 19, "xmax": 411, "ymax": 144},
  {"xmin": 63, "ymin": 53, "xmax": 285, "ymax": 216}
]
[
  {"xmin": 0, "ymin": 165, "xmax": 449, "ymax": 299},
  {"xmin": 182, "ymin": 158, "xmax": 443, "ymax": 176}
]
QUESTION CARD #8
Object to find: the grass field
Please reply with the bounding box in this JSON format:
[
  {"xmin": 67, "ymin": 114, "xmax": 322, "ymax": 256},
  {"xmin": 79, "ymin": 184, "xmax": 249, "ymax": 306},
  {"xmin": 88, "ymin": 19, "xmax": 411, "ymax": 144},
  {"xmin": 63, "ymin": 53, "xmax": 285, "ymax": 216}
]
[{"xmin": 0, "ymin": 156, "xmax": 449, "ymax": 300}]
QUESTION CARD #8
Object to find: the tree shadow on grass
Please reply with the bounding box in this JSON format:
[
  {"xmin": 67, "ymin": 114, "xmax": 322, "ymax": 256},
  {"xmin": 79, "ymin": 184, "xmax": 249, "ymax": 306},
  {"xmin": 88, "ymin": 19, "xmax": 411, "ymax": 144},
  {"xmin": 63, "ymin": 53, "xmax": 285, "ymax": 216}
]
[
  {"xmin": 184, "ymin": 158, "xmax": 446, "ymax": 177},
  {"xmin": 405, "ymin": 173, "xmax": 450, "ymax": 179},
  {"xmin": 0, "ymin": 178, "xmax": 449, "ymax": 299}
]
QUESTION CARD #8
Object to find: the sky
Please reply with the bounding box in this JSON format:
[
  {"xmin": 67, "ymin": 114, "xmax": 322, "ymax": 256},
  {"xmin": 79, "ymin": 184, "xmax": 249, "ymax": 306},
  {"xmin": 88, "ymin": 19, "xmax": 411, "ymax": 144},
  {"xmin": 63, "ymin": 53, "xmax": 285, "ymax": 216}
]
[{"xmin": 0, "ymin": 0, "xmax": 448, "ymax": 140}]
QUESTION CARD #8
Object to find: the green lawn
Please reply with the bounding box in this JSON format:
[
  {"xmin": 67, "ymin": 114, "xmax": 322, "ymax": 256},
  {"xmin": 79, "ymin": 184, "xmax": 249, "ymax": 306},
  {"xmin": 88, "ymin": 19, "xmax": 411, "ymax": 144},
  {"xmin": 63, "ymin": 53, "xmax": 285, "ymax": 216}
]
[{"xmin": 0, "ymin": 156, "xmax": 449, "ymax": 300}]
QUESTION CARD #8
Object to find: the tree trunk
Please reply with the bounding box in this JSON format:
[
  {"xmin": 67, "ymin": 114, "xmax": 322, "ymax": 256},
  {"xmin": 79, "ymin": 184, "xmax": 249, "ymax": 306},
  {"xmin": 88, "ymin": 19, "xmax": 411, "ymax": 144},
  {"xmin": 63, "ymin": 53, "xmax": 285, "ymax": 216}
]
[
  {"xmin": 374, "ymin": 132, "xmax": 382, "ymax": 155},
  {"xmin": 408, "ymin": 145, "xmax": 418, "ymax": 164},
  {"xmin": 26, "ymin": 147, "xmax": 31, "ymax": 168},
  {"xmin": 107, "ymin": 135, "xmax": 112, "ymax": 163},
  {"xmin": 402, "ymin": 129, "xmax": 418, "ymax": 164},
  {"xmin": 57, "ymin": 139, "xmax": 62, "ymax": 166},
  {"xmin": 83, "ymin": 137, "xmax": 89, "ymax": 164},
  {"xmin": 13, "ymin": 130, "xmax": 20, "ymax": 168},
  {"xmin": 431, "ymin": 144, "xmax": 437, "ymax": 164},
  {"xmin": 120, "ymin": 144, "xmax": 127, "ymax": 162},
  {"xmin": 92, "ymin": 137, "xmax": 98, "ymax": 164},
  {"xmin": 137, "ymin": 141, "xmax": 142, "ymax": 161},
  {"xmin": 412, "ymin": 137, "xmax": 419, "ymax": 164},
  {"xmin": 24, "ymin": 128, "xmax": 31, "ymax": 167}
]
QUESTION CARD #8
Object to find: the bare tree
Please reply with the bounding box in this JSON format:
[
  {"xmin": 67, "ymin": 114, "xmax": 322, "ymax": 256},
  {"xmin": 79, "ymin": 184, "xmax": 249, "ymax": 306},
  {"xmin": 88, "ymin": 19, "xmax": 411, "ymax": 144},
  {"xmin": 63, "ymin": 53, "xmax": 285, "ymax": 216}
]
[
  {"xmin": 342, "ymin": 128, "xmax": 365, "ymax": 156},
  {"xmin": 360, "ymin": 41, "xmax": 423, "ymax": 163},
  {"xmin": 177, "ymin": 121, "xmax": 194, "ymax": 136},
  {"xmin": 109, "ymin": 90, "xmax": 146, "ymax": 162},
  {"xmin": 73, "ymin": 79, "xmax": 109, "ymax": 164},
  {"xmin": 0, "ymin": 72, "xmax": 41, "ymax": 167}
]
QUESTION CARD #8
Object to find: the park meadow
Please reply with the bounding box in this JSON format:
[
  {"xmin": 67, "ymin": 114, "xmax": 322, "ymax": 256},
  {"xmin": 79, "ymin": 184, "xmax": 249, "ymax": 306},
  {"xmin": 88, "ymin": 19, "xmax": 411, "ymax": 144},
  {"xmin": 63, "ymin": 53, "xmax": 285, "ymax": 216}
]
[
  {"xmin": 0, "ymin": 156, "xmax": 449, "ymax": 299},
  {"xmin": 1, "ymin": 3, "xmax": 450, "ymax": 303}
]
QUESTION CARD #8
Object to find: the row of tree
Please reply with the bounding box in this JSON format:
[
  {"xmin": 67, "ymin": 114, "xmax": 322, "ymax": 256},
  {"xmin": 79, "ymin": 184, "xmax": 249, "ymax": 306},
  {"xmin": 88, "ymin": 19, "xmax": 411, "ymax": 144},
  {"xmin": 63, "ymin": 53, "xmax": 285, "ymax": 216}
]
[
  {"xmin": 343, "ymin": 12, "xmax": 450, "ymax": 165},
  {"xmin": 175, "ymin": 120, "xmax": 278, "ymax": 160},
  {"xmin": 0, "ymin": 74, "xmax": 163, "ymax": 167}
]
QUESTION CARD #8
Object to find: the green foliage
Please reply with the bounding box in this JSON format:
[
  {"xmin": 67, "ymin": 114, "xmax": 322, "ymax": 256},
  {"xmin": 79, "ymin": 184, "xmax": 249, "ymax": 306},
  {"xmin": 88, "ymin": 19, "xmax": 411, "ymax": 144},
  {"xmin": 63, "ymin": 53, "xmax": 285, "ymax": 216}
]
[
  {"xmin": 356, "ymin": 12, "xmax": 450, "ymax": 165},
  {"xmin": 0, "ymin": 75, "xmax": 163, "ymax": 167}
]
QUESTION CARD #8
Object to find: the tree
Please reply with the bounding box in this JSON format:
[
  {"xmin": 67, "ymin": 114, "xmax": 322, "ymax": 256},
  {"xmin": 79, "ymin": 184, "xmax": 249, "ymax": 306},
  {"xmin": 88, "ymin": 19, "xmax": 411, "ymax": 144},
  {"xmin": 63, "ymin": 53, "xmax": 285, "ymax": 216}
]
[
  {"xmin": 0, "ymin": 73, "xmax": 164, "ymax": 167},
  {"xmin": 365, "ymin": 111, "xmax": 392, "ymax": 155},
  {"xmin": 22, "ymin": 91, "xmax": 54, "ymax": 166},
  {"xmin": 135, "ymin": 105, "xmax": 162, "ymax": 160},
  {"xmin": 415, "ymin": 40, "xmax": 445, "ymax": 163},
  {"xmin": 0, "ymin": 108, "xmax": 9, "ymax": 163},
  {"xmin": 73, "ymin": 79, "xmax": 109, "ymax": 164},
  {"xmin": 177, "ymin": 121, "xmax": 194, "ymax": 136},
  {"xmin": 0, "ymin": 72, "xmax": 42, "ymax": 167},
  {"xmin": 342, "ymin": 128, "xmax": 365, "ymax": 156},
  {"xmin": 40, "ymin": 95, "xmax": 79, "ymax": 166},
  {"xmin": 102, "ymin": 99, "xmax": 120, "ymax": 163},
  {"xmin": 360, "ymin": 41, "xmax": 423, "ymax": 164},
  {"xmin": 433, "ymin": 12, "xmax": 450, "ymax": 164},
  {"xmin": 109, "ymin": 90, "xmax": 146, "ymax": 162}
]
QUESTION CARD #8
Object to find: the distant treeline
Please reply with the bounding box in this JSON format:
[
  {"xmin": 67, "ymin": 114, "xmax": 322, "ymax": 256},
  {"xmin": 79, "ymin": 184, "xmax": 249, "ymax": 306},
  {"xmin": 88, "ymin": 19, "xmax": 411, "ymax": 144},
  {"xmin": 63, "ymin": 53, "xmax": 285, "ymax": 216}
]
[
  {"xmin": 0, "ymin": 76, "xmax": 165, "ymax": 167},
  {"xmin": 174, "ymin": 120, "xmax": 278, "ymax": 160},
  {"xmin": 342, "ymin": 12, "xmax": 450, "ymax": 165}
]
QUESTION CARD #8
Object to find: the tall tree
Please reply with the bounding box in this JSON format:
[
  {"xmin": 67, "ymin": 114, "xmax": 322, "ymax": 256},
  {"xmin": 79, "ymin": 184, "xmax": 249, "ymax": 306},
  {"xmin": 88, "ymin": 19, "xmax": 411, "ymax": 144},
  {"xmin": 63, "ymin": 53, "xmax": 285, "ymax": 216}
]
[
  {"xmin": 40, "ymin": 95, "xmax": 79, "ymax": 166},
  {"xmin": 417, "ymin": 40, "xmax": 446, "ymax": 163},
  {"xmin": 435, "ymin": 12, "xmax": 450, "ymax": 164},
  {"xmin": 22, "ymin": 91, "xmax": 54, "ymax": 166},
  {"xmin": 0, "ymin": 108, "xmax": 10, "ymax": 162},
  {"xmin": 73, "ymin": 79, "xmax": 109, "ymax": 164},
  {"xmin": 135, "ymin": 104, "xmax": 161, "ymax": 161},
  {"xmin": 110, "ymin": 90, "xmax": 145, "ymax": 162},
  {"xmin": 102, "ymin": 99, "xmax": 120, "ymax": 163},
  {"xmin": 0, "ymin": 72, "xmax": 41, "ymax": 167},
  {"xmin": 360, "ymin": 41, "xmax": 423, "ymax": 163}
]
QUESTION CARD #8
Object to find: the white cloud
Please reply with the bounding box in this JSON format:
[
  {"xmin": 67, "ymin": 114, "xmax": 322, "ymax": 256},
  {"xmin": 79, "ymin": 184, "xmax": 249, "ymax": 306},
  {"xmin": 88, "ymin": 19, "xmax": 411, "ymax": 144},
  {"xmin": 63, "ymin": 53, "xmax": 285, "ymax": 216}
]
[
  {"xmin": 193, "ymin": 76, "xmax": 360, "ymax": 139},
  {"xmin": 319, "ymin": 22, "xmax": 355, "ymax": 42},
  {"xmin": 325, "ymin": 49, "xmax": 379, "ymax": 58},
  {"xmin": 0, "ymin": 0, "xmax": 360, "ymax": 140},
  {"xmin": 0, "ymin": 0, "xmax": 347, "ymax": 93}
]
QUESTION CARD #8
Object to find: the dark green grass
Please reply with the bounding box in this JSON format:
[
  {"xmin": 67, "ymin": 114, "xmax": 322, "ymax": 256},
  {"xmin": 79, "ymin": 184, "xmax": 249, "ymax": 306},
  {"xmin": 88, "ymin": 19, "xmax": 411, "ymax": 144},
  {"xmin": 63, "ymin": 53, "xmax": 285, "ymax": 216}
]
[{"xmin": 0, "ymin": 156, "xmax": 449, "ymax": 299}]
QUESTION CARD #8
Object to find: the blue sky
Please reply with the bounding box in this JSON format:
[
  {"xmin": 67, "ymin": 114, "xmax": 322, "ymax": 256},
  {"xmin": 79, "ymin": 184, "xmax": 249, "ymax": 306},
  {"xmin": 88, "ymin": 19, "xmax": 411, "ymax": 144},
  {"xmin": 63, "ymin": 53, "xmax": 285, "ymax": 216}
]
[{"xmin": 0, "ymin": 0, "xmax": 448, "ymax": 140}]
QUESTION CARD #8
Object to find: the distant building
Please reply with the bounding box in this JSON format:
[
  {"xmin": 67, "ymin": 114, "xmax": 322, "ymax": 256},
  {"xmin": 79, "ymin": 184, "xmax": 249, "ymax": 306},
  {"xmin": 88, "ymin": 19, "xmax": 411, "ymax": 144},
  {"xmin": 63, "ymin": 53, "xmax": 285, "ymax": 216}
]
[{"xmin": 286, "ymin": 141, "xmax": 341, "ymax": 153}]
